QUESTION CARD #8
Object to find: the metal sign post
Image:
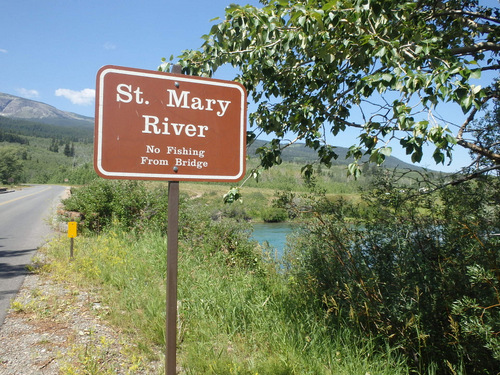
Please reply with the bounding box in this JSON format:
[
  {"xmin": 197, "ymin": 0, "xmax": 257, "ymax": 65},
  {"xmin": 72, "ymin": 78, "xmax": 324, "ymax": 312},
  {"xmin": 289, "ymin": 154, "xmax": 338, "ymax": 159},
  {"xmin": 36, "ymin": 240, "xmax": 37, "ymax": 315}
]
[
  {"xmin": 165, "ymin": 64, "xmax": 181, "ymax": 375},
  {"xmin": 94, "ymin": 63, "xmax": 247, "ymax": 374},
  {"xmin": 166, "ymin": 180, "xmax": 179, "ymax": 375}
]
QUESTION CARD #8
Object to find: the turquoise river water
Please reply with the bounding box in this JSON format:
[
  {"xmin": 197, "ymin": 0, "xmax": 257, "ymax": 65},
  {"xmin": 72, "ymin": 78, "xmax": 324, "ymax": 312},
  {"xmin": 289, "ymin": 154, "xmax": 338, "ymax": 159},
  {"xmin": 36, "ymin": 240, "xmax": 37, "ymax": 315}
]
[{"xmin": 251, "ymin": 222, "xmax": 294, "ymax": 258}]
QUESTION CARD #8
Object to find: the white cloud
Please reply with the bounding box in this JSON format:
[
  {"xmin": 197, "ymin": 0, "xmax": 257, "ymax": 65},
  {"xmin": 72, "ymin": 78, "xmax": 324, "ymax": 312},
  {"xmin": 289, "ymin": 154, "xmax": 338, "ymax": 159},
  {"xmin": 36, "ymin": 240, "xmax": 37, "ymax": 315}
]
[
  {"xmin": 16, "ymin": 88, "xmax": 39, "ymax": 98},
  {"xmin": 0, "ymin": 48, "xmax": 7, "ymax": 54},
  {"xmin": 103, "ymin": 42, "xmax": 117, "ymax": 50},
  {"xmin": 55, "ymin": 88, "xmax": 95, "ymax": 105}
]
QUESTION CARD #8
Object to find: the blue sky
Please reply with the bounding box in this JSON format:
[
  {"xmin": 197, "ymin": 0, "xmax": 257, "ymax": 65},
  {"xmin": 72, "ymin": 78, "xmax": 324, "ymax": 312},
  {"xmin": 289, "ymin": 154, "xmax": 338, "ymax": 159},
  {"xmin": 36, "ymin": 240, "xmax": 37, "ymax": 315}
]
[
  {"xmin": 1, "ymin": 0, "xmax": 498, "ymax": 172},
  {"xmin": 0, "ymin": 0, "xmax": 258, "ymax": 115}
]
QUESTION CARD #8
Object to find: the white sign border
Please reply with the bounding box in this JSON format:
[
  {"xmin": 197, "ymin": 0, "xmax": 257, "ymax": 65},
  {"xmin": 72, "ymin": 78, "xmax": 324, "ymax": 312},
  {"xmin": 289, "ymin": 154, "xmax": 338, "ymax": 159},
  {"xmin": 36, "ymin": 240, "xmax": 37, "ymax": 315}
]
[{"xmin": 95, "ymin": 66, "xmax": 247, "ymax": 181}]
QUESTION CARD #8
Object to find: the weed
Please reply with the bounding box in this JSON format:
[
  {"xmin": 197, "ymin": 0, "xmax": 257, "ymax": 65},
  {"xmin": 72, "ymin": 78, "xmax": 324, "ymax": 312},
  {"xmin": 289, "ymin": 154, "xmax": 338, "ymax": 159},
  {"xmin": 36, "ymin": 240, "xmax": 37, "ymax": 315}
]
[
  {"xmin": 10, "ymin": 301, "xmax": 28, "ymax": 314},
  {"xmin": 44, "ymin": 225, "xmax": 408, "ymax": 374}
]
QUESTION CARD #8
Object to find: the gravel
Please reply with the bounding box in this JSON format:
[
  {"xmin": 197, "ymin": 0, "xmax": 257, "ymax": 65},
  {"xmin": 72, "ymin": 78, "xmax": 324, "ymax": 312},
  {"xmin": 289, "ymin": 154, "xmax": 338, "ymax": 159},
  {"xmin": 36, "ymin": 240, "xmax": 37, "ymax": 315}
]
[
  {"xmin": 0, "ymin": 252, "xmax": 163, "ymax": 375},
  {"xmin": 0, "ymin": 190, "xmax": 163, "ymax": 374}
]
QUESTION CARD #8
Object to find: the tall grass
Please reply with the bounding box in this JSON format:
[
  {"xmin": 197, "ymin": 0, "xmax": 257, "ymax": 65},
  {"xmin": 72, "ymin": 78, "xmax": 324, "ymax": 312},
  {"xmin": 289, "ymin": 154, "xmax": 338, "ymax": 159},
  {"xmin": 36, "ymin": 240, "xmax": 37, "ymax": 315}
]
[{"xmin": 44, "ymin": 223, "xmax": 408, "ymax": 374}]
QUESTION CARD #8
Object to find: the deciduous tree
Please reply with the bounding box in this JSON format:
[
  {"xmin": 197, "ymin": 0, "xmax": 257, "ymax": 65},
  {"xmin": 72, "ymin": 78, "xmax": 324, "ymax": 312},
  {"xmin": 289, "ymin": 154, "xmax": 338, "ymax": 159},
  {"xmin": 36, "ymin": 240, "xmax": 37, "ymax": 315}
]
[
  {"xmin": 163, "ymin": 0, "xmax": 499, "ymax": 177},
  {"xmin": 0, "ymin": 147, "xmax": 23, "ymax": 184}
]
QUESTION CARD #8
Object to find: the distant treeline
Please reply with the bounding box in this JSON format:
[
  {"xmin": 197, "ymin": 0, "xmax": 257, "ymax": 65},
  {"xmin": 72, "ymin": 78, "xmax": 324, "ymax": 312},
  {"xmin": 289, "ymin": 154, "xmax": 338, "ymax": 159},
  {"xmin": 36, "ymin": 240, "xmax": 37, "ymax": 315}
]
[
  {"xmin": 0, "ymin": 116, "xmax": 93, "ymax": 143},
  {"xmin": 247, "ymin": 139, "xmax": 422, "ymax": 170},
  {"xmin": 0, "ymin": 130, "xmax": 29, "ymax": 145}
]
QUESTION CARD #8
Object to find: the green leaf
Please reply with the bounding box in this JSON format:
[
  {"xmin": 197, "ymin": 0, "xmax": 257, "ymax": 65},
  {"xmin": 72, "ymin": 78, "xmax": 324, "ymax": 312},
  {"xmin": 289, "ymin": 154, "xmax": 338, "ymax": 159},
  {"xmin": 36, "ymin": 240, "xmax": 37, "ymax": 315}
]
[
  {"xmin": 379, "ymin": 147, "xmax": 392, "ymax": 157},
  {"xmin": 223, "ymin": 187, "xmax": 242, "ymax": 204},
  {"xmin": 322, "ymin": 0, "xmax": 339, "ymax": 11},
  {"xmin": 375, "ymin": 46, "xmax": 386, "ymax": 57},
  {"xmin": 432, "ymin": 149, "xmax": 445, "ymax": 164},
  {"xmin": 347, "ymin": 162, "xmax": 361, "ymax": 178},
  {"xmin": 411, "ymin": 149, "xmax": 423, "ymax": 163},
  {"xmin": 470, "ymin": 69, "xmax": 481, "ymax": 79},
  {"xmin": 301, "ymin": 164, "xmax": 314, "ymax": 180}
]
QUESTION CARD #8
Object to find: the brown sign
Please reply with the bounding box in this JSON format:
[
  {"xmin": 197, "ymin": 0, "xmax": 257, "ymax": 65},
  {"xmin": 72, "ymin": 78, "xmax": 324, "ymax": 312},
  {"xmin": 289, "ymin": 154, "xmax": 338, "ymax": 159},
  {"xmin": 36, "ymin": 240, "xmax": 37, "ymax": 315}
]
[{"xmin": 94, "ymin": 65, "xmax": 247, "ymax": 182}]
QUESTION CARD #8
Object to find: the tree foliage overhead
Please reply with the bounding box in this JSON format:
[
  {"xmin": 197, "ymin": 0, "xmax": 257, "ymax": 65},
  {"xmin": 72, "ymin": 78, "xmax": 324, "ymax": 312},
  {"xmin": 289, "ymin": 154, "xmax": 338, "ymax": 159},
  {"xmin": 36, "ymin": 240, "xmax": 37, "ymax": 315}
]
[
  {"xmin": 163, "ymin": 0, "xmax": 499, "ymax": 176},
  {"xmin": 465, "ymin": 98, "xmax": 500, "ymax": 172}
]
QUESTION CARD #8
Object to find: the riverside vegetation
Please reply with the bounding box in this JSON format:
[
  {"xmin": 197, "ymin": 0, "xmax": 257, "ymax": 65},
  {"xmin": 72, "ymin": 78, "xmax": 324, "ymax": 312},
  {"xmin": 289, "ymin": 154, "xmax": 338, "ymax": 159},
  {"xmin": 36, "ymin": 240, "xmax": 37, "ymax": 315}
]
[
  {"xmin": 40, "ymin": 166, "xmax": 499, "ymax": 375},
  {"xmin": 2, "ymin": 110, "xmax": 498, "ymax": 373}
]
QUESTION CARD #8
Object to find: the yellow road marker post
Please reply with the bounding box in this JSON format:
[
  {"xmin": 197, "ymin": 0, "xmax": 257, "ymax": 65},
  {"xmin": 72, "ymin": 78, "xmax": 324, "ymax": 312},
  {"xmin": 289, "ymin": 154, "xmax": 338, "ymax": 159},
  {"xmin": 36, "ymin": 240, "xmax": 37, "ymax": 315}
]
[{"xmin": 67, "ymin": 221, "xmax": 77, "ymax": 259}]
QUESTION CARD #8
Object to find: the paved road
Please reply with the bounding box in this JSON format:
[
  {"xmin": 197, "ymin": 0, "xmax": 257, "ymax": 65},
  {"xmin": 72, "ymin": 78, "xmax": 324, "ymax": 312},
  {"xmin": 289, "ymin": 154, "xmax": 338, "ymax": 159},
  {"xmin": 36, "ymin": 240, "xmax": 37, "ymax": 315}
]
[{"xmin": 0, "ymin": 185, "xmax": 67, "ymax": 324}]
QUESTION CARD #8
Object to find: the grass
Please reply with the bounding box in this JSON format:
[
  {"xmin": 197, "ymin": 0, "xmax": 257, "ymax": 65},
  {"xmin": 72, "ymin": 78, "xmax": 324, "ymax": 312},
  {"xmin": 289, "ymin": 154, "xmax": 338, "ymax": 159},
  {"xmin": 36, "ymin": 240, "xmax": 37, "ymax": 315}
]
[
  {"xmin": 42, "ymin": 226, "xmax": 409, "ymax": 374},
  {"xmin": 178, "ymin": 179, "xmax": 365, "ymax": 224},
  {"xmin": 1, "ymin": 137, "xmax": 95, "ymax": 184}
]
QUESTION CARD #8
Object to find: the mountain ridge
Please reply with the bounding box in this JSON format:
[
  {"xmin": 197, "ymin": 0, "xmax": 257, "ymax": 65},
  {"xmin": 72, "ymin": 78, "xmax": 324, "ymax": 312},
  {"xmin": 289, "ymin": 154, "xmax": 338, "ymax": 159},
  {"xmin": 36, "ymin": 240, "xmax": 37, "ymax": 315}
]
[
  {"xmin": 0, "ymin": 92, "xmax": 94, "ymax": 128},
  {"xmin": 248, "ymin": 139, "xmax": 422, "ymax": 170},
  {"xmin": 0, "ymin": 91, "xmax": 425, "ymax": 171}
]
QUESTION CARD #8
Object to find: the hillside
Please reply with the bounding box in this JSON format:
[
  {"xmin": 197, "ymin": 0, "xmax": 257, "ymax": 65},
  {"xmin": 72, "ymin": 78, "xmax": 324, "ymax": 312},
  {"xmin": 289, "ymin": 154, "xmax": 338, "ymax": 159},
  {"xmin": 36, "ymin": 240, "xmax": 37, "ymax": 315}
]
[
  {"xmin": 248, "ymin": 139, "xmax": 422, "ymax": 170},
  {"xmin": 0, "ymin": 92, "xmax": 94, "ymax": 128},
  {"xmin": 0, "ymin": 116, "xmax": 93, "ymax": 142},
  {"xmin": 0, "ymin": 91, "xmax": 424, "ymax": 169},
  {"xmin": 0, "ymin": 93, "xmax": 435, "ymax": 186}
]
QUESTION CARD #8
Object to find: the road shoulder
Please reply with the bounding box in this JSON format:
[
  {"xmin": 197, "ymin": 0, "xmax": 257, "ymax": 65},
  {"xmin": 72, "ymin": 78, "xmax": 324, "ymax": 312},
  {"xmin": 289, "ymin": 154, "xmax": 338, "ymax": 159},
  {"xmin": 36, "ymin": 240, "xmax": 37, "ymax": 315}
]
[{"xmin": 0, "ymin": 248, "xmax": 162, "ymax": 374}]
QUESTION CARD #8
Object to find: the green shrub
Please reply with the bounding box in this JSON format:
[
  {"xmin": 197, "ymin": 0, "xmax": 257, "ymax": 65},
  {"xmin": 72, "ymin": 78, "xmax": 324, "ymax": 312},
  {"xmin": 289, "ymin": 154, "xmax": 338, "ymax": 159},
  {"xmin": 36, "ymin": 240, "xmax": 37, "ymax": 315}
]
[
  {"xmin": 0, "ymin": 146, "xmax": 23, "ymax": 184},
  {"xmin": 218, "ymin": 204, "xmax": 251, "ymax": 221},
  {"xmin": 63, "ymin": 180, "xmax": 259, "ymax": 269},
  {"xmin": 47, "ymin": 162, "xmax": 98, "ymax": 185},
  {"xmin": 179, "ymin": 202, "xmax": 259, "ymax": 269},
  {"xmin": 63, "ymin": 179, "xmax": 169, "ymax": 233},
  {"xmin": 262, "ymin": 207, "xmax": 288, "ymax": 222},
  {"xmin": 285, "ymin": 174, "xmax": 500, "ymax": 374}
]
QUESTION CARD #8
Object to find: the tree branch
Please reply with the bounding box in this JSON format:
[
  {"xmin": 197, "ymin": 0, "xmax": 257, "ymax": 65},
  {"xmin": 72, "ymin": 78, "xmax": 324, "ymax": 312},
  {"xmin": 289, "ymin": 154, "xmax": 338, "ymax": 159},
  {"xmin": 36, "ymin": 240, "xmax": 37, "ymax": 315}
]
[
  {"xmin": 399, "ymin": 164, "xmax": 500, "ymax": 202},
  {"xmin": 433, "ymin": 10, "xmax": 500, "ymax": 24},
  {"xmin": 456, "ymin": 138, "xmax": 500, "ymax": 164},
  {"xmin": 482, "ymin": 64, "xmax": 500, "ymax": 73},
  {"xmin": 455, "ymin": 95, "xmax": 500, "ymax": 163},
  {"xmin": 457, "ymin": 106, "xmax": 479, "ymax": 140},
  {"xmin": 331, "ymin": 116, "xmax": 364, "ymax": 129},
  {"xmin": 450, "ymin": 42, "xmax": 500, "ymax": 55},
  {"xmin": 449, "ymin": 165, "xmax": 500, "ymax": 185}
]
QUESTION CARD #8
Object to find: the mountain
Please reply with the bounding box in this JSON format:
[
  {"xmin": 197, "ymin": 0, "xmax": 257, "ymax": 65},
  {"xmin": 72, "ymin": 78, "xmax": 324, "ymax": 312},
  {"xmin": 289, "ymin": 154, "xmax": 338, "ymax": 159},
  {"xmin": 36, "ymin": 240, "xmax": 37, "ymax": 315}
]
[
  {"xmin": 248, "ymin": 139, "xmax": 423, "ymax": 171},
  {"xmin": 0, "ymin": 91, "xmax": 424, "ymax": 171},
  {"xmin": 0, "ymin": 92, "xmax": 94, "ymax": 128}
]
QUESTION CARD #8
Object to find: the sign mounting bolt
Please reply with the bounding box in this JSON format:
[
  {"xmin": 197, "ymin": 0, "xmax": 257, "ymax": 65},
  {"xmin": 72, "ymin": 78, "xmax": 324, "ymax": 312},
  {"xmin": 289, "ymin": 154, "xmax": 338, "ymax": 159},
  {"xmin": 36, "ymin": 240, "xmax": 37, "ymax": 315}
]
[
  {"xmin": 173, "ymin": 166, "xmax": 179, "ymax": 173},
  {"xmin": 175, "ymin": 82, "xmax": 180, "ymax": 88}
]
